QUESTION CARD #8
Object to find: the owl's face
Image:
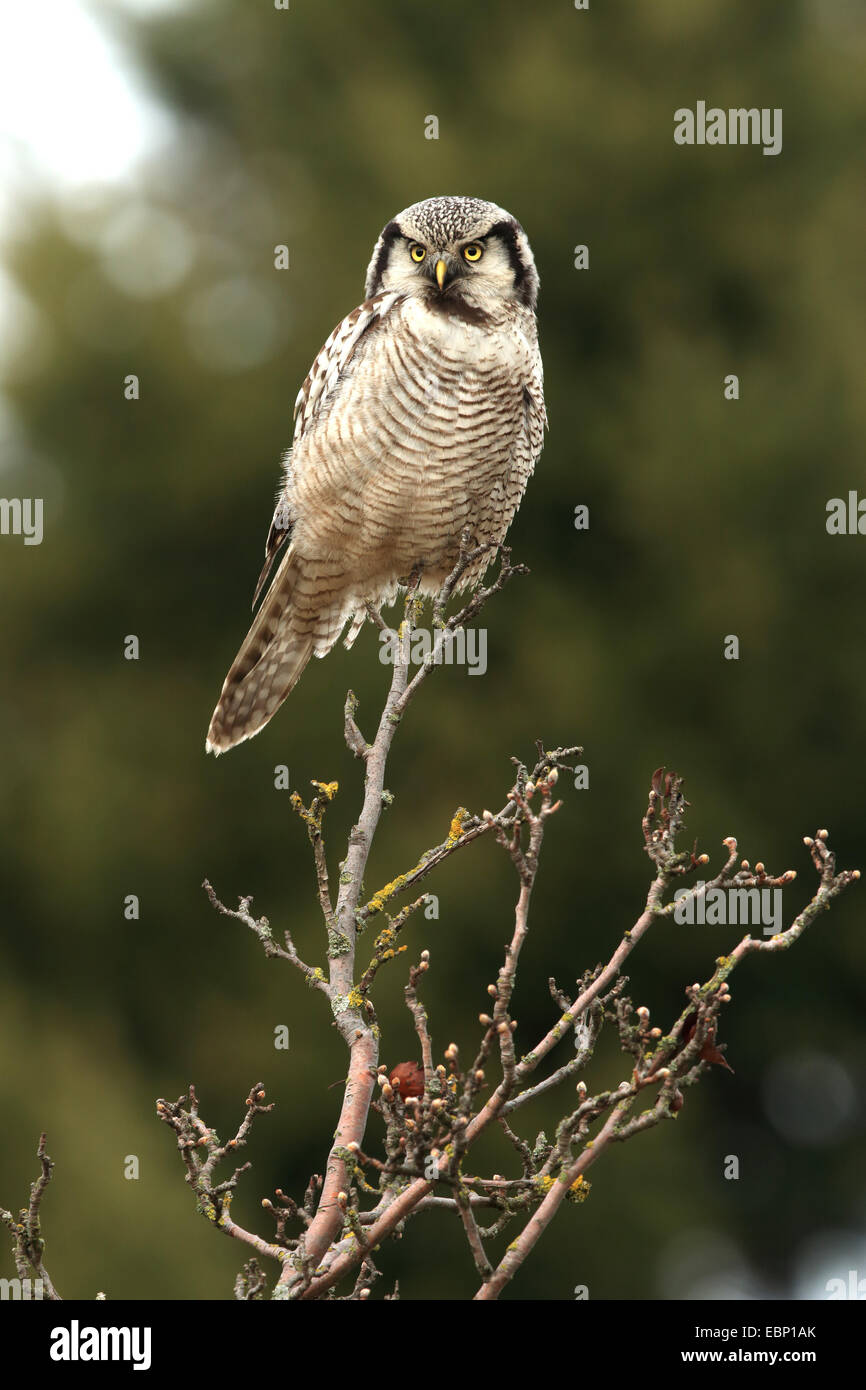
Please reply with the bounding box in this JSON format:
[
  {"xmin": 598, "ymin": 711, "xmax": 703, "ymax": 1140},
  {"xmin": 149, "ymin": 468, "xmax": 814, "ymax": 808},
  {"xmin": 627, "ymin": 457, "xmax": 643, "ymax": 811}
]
[{"xmin": 364, "ymin": 195, "xmax": 539, "ymax": 318}]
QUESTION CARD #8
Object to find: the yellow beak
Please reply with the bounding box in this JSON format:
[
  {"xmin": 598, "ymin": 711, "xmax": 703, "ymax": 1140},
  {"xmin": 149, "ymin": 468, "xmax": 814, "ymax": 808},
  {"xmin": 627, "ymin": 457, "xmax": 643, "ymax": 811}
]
[{"xmin": 435, "ymin": 258, "xmax": 447, "ymax": 290}]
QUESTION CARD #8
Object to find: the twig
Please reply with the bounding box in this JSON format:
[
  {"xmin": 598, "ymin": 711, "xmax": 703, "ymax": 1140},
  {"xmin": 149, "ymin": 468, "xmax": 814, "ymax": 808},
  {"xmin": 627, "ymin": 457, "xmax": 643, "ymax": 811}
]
[
  {"xmin": 0, "ymin": 1133, "xmax": 61, "ymax": 1300},
  {"xmin": 156, "ymin": 1083, "xmax": 287, "ymax": 1265},
  {"xmin": 202, "ymin": 880, "xmax": 328, "ymax": 994}
]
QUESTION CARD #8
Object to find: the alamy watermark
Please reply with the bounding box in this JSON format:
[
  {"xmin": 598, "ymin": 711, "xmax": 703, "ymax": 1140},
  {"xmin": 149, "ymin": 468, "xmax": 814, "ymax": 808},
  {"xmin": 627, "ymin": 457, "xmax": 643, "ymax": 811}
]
[
  {"xmin": 50, "ymin": 1321, "xmax": 152, "ymax": 1371},
  {"xmin": 826, "ymin": 492, "xmax": 866, "ymax": 535},
  {"xmin": 378, "ymin": 626, "xmax": 487, "ymax": 676},
  {"xmin": 0, "ymin": 1276, "xmax": 45, "ymax": 1300},
  {"xmin": 674, "ymin": 882, "xmax": 782, "ymax": 935},
  {"xmin": 826, "ymin": 1270, "xmax": 866, "ymax": 1299},
  {"xmin": 0, "ymin": 498, "xmax": 43, "ymax": 545},
  {"xmin": 674, "ymin": 103, "xmax": 782, "ymax": 157}
]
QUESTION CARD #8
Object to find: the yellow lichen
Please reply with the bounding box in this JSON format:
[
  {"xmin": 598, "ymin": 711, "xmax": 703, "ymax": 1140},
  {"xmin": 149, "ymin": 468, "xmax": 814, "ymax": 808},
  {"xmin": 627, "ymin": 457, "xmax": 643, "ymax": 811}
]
[
  {"xmin": 312, "ymin": 780, "xmax": 339, "ymax": 801},
  {"xmin": 366, "ymin": 864, "xmax": 422, "ymax": 915}
]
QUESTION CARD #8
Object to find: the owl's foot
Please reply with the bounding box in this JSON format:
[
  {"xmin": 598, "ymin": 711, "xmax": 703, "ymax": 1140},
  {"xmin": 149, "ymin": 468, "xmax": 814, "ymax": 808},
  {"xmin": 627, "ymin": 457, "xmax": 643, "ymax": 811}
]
[{"xmin": 396, "ymin": 562, "xmax": 425, "ymax": 594}]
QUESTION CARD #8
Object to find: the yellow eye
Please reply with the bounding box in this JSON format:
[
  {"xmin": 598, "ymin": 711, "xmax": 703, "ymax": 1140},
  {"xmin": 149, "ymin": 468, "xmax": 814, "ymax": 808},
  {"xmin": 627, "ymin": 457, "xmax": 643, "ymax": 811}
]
[
  {"xmin": 409, "ymin": 244, "xmax": 426, "ymax": 263},
  {"xmin": 462, "ymin": 243, "xmax": 484, "ymax": 263}
]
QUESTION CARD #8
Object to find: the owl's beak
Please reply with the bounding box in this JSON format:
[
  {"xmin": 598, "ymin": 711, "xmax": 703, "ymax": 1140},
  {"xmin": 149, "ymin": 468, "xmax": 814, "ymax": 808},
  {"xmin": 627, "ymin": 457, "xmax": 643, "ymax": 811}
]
[{"xmin": 435, "ymin": 258, "xmax": 448, "ymax": 290}]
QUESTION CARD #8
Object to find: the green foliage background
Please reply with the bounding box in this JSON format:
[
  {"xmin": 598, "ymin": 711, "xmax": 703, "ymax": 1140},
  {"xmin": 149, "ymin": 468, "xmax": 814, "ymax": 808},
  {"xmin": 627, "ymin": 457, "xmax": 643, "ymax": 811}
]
[{"xmin": 1, "ymin": 0, "xmax": 864, "ymax": 1299}]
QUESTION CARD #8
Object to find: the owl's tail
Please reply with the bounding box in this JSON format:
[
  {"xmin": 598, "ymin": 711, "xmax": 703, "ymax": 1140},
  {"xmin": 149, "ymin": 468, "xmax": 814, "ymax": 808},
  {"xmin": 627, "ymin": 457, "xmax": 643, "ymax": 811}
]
[{"xmin": 205, "ymin": 547, "xmax": 314, "ymax": 755}]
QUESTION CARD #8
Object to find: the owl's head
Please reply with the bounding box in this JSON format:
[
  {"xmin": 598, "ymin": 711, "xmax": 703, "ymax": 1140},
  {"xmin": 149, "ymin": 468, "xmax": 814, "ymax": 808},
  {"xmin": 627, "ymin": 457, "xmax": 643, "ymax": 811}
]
[{"xmin": 364, "ymin": 195, "xmax": 539, "ymax": 317}]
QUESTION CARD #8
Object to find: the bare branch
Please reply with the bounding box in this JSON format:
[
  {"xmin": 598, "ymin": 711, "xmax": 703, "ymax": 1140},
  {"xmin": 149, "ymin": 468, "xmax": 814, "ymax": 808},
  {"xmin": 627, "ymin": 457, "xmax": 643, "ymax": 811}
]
[
  {"xmin": 0, "ymin": 1133, "xmax": 61, "ymax": 1300},
  {"xmin": 156, "ymin": 1083, "xmax": 287, "ymax": 1266},
  {"xmin": 168, "ymin": 545, "xmax": 858, "ymax": 1304},
  {"xmin": 202, "ymin": 880, "xmax": 329, "ymax": 995}
]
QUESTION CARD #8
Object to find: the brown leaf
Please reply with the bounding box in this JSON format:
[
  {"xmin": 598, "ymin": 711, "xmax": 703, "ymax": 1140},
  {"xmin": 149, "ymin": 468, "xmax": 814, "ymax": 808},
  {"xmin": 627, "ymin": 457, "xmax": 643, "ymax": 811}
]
[{"xmin": 389, "ymin": 1062, "xmax": 425, "ymax": 1099}]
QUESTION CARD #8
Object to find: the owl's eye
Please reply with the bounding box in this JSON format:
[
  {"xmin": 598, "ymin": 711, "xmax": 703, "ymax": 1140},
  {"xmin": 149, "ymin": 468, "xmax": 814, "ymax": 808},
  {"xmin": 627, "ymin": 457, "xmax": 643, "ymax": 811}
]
[
  {"xmin": 409, "ymin": 244, "xmax": 427, "ymax": 263},
  {"xmin": 462, "ymin": 243, "xmax": 484, "ymax": 263}
]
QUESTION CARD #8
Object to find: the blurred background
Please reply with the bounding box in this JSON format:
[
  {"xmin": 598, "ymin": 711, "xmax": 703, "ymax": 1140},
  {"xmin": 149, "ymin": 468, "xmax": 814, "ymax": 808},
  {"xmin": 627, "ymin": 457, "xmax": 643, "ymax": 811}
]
[{"xmin": 0, "ymin": 0, "xmax": 864, "ymax": 1301}]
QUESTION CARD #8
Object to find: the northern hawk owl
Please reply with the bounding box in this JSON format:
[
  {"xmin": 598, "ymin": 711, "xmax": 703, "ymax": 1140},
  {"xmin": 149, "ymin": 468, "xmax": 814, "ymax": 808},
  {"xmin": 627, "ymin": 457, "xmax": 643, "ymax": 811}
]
[{"xmin": 206, "ymin": 195, "xmax": 545, "ymax": 754}]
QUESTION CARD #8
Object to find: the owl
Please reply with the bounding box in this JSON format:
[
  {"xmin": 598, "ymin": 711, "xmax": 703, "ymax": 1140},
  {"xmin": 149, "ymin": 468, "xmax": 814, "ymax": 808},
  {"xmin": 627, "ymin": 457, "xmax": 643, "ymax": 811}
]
[{"xmin": 206, "ymin": 195, "xmax": 545, "ymax": 754}]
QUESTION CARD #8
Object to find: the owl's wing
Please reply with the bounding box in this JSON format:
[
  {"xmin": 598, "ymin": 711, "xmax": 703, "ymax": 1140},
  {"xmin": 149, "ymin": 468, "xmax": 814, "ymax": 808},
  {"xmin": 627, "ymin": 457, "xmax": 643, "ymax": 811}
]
[
  {"xmin": 252, "ymin": 289, "xmax": 404, "ymax": 608},
  {"xmin": 252, "ymin": 494, "xmax": 294, "ymax": 609},
  {"xmin": 291, "ymin": 289, "xmax": 402, "ymax": 445},
  {"xmin": 518, "ymin": 348, "xmax": 547, "ymax": 479}
]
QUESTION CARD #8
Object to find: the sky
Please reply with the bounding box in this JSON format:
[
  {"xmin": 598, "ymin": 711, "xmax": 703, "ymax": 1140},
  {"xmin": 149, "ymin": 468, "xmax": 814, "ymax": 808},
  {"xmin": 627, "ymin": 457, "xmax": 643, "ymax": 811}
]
[
  {"xmin": 0, "ymin": 0, "xmax": 189, "ymax": 449},
  {"xmin": 0, "ymin": 0, "xmax": 182, "ymax": 219}
]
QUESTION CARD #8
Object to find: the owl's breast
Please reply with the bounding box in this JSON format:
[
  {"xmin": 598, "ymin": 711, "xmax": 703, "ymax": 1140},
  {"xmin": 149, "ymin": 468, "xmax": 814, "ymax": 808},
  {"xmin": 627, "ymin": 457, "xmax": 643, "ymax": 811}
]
[{"xmin": 288, "ymin": 294, "xmax": 539, "ymax": 579}]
